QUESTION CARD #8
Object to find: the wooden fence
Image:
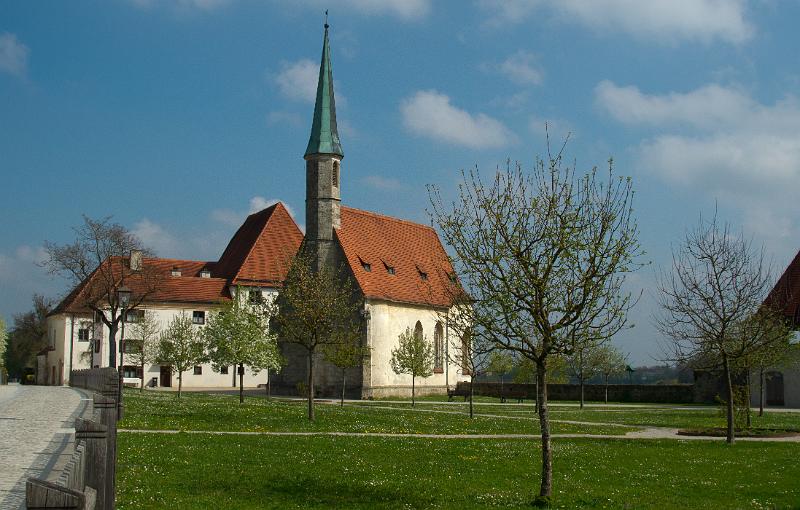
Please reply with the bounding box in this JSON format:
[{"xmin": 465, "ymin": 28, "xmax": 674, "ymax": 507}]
[{"xmin": 26, "ymin": 368, "xmax": 120, "ymax": 510}]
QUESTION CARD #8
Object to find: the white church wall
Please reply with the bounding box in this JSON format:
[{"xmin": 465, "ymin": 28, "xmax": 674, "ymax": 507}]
[{"xmin": 365, "ymin": 299, "xmax": 470, "ymax": 398}]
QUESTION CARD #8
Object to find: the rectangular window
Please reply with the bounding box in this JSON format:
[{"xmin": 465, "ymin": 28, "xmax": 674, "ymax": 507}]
[
  {"xmin": 192, "ymin": 311, "xmax": 206, "ymax": 325},
  {"xmin": 122, "ymin": 365, "xmax": 143, "ymax": 379},
  {"xmin": 78, "ymin": 328, "xmax": 90, "ymax": 341},
  {"xmin": 194, "ymin": 365, "xmax": 203, "ymax": 375},
  {"xmin": 125, "ymin": 310, "xmax": 144, "ymax": 323},
  {"xmin": 220, "ymin": 366, "xmax": 229, "ymax": 375},
  {"xmin": 123, "ymin": 340, "xmax": 142, "ymax": 354},
  {"xmin": 249, "ymin": 289, "xmax": 263, "ymax": 304},
  {"xmin": 94, "ymin": 339, "xmax": 101, "ymax": 353}
]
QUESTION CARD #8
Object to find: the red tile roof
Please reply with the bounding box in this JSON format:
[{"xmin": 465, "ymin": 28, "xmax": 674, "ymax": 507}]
[
  {"xmin": 335, "ymin": 207, "xmax": 455, "ymax": 308},
  {"xmin": 215, "ymin": 202, "xmax": 303, "ymax": 286},
  {"xmin": 52, "ymin": 256, "xmax": 229, "ymax": 314},
  {"xmin": 764, "ymin": 249, "xmax": 800, "ymax": 325}
]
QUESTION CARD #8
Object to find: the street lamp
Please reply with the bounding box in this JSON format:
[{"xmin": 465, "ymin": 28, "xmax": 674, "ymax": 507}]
[{"xmin": 117, "ymin": 285, "xmax": 131, "ymax": 414}]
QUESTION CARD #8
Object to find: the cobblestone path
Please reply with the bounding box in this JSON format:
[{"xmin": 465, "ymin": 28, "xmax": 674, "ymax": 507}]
[{"xmin": 0, "ymin": 384, "xmax": 87, "ymax": 510}]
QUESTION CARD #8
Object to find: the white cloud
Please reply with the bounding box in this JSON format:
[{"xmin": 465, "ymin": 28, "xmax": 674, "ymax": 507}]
[
  {"xmin": 497, "ymin": 51, "xmax": 543, "ymax": 86},
  {"xmin": 273, "ymin": 59, "xmax": 319, "ymax": 103},
  {"xmin": 363, "ymin": 175, "xmax": 405, "ymax": 191},
  {"xmin": 133, "ymin": 218, "xmax": 181, "ymax": 258},
  {"xmin": 597, "ymin": 80, "xmax": 800, "ymax": 260},
  {"xmin": 0, "ymin": 245, "xmax": 61, "ymax": 315},
  {"xmin": 0, "ymin": 33, "xmax": 30, "ymax": 77},
  {"xmin": 400, "ymin": 90, "xmax": 516, "ymax": 149},
  {"xmin": 478, "ymin": 0, "xmax": 753, "ymax": 44},
  {"xmin": 266, "ymin": 111, "xmax": 304, "ymax": 128}
]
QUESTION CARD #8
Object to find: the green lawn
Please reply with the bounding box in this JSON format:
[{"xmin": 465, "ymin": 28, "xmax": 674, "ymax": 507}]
[
  {"xmin": 117, "ymin": 432, "xmax": 800, "ymax": 509},
  {"xmin": 119, "ymin": 390, "xmax": 634, "ymax": 436},
  {"xmin": 351, "ymin": 400, "xmax": 800, "ymax": 431}
]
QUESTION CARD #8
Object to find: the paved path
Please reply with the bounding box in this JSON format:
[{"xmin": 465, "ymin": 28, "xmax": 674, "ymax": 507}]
[{"xmin": 0, "ymin": 384, "xmax": 88, "ymax": 510}]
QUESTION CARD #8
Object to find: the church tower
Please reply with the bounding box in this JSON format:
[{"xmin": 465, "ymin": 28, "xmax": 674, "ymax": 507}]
[{"xmin": 304, "ymin": 20, "xmax": 343, "ymax": 272}]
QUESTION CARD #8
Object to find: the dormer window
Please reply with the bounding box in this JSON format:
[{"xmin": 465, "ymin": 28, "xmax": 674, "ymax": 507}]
[
  {"xmin": 171, "ymin": 267, "xmax": 181, "ymax": 277},
  {"xmin": 362, "ymin": 262, "xmax": 371, "ymax": 272},
  {"xmin": 200, "ymin": 269, "xmax": 211, "ymax": 278},
  {"xmin": 384, "ymin": 262, "xmax": 395, "ymax": 275},
  {"xmin": 419, "ymin": 270, "xmax": 428, "ymax": 281}
]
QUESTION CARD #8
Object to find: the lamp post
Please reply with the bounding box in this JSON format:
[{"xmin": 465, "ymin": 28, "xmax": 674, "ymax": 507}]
[{"xmin": 117, "ymin": 285, "xmax": 131, "ymax": 412}]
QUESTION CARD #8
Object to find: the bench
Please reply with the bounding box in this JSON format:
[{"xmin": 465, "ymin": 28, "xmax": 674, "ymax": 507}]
[{"xmin": 447, "ymin": 381, "xmax": 471, "ymax": 401}]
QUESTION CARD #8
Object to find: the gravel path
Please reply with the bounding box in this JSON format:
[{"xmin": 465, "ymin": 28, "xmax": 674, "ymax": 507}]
[{"xmin": 0, "ymin": 384, "xmax": 88, "ymax": 510}]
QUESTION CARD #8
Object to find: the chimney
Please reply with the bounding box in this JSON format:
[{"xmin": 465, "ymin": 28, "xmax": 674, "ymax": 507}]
[{"xmin": 130, "ymin": 250, "xmax": 143, "ymax": 271}]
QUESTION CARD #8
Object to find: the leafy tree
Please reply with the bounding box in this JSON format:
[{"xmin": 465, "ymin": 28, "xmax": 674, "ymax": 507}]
[
  {"xmin": 594, "ymin": 344, "xmax": 627, "ymax": 404},
  {"xmin": 656, "ymin": 212, "xmax": 780, "ymax": 444},
  {"xmin": 126, "ymin": 310, "xmax": 161, "ymax": 392},
  {"xmin": 157, "ymin": 313, "xmax": 206, "ymax": 398},
  {"xmin": 565, "ymin": 340, "xmax": 604, "ymax": 409},
  {"xmin": 204, "ymin": 289, "xmax": 283, "ymax": 404},
  {"xmin": 390, "ymin": 327, "xmax": 434, "ymax": 407},
  {"xmin": 487, "ymin": 350, "xmax": 514, "ymax": 402},
  {"xmin": 42, "ymin": 215, "xmax": 160, "ymax": 367},
  {"xmin": 273, "ymin": 251, "xmax": 363, "ymax": 421},
  {"xmin": 429, "ymin": 140, "xmax": 642, "ymax": 501},
  {"xmin": 323, "ymin": 338, "xmax": 369, "ymax": 406},
  {"xmin": 4, "ymin": 295, "xmax": 52, "ymax": 379}
]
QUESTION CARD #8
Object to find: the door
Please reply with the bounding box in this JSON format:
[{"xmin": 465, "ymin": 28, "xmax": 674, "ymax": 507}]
[
  {"xmin": 160, "ymin": 365, "xmax": 172, "ymax": 388},
  {"xmin": 766, "ymin": 371, "xmax": 784, "ymax": 406}
]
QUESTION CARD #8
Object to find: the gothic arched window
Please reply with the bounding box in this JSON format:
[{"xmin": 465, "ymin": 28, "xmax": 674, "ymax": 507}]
[
  {"xmin": 414, "ymin": 321, "xmax": 423, "ymax": 341},
  {"xmin": 434, "ymin": 322, "xmax": 444, "ymax": 372}
]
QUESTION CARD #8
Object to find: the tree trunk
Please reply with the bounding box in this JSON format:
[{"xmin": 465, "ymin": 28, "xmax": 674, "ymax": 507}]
[
  {"xmin": 469, "ymin": 376, "xmax": 474, "ymax": 419},
  {"xmin": 108, "ymin": 320, "xmax": 118, "ymax": 368},
  {"xmin": 178, "ymin": 371, "xmax": 183, "ymax": 399},
  {"xmin": 307, "ymin": 351, "xmax": 315, "ymax": 421},
  {"xmin": 722, "ymin": 355, "xmax": 735, "ymax": 444},
  {"xmin": 579, "ymin": 375, "xmax": 585, "ymax": 410},
  {"xmin": 604, "ymin": 375, "xmax": 609, "ymax": 404},
  {"xmin": 412, "ymin": 374, "xmax": 416, "ymax": 407},
  {"xmin": 341, "ymin": 369, "xmax": 346, "ymax": 407},
  {"xmin": 239, "ymin": 363, "xmax": 244, "ymax": 404},
  {"xmin": 745, "ymin": 370, "xmax": 751, "ymax": 429},
  {"xmin": 140, "ymin": 362, "xmax": 145, "ymax": 393},
  {"xmin": 759, "ymin": 368, "xmax": 764, "ymax": 417},
  {"xmin": 536, "ymin": 360, "xmax": 552, "ymax": 500},
  {"xmin": 534, "ymin": 376, "xmax": 539, "ymax": 413},
  {"xmin": 266, "ymin": 369, "xmax": 270, "ymax": 399}
]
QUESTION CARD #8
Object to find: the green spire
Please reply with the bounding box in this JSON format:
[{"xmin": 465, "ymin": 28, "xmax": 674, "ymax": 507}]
[{"xmin": 304, "ymin": 21, "xmax": 343, "ymax": 158}]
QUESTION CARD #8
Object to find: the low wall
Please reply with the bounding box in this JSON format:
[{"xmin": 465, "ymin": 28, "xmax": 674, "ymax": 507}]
[
  {"xmin": 468, "ymin": 382, "xmax": 696, "ymax": 404},
  {"xmin": 26, "ymin": 368, "xmax": 120, "ymax": 509}
]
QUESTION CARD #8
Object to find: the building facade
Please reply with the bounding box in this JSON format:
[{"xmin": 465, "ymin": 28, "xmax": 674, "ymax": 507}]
[{"xmin": 43, "ymin": 23, "xmax": 469, "ymax": 397}]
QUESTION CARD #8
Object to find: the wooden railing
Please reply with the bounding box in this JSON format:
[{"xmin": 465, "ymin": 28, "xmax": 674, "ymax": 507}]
[{"xmin": 26, "ymin": 368, "xmax": 120, "ymax": 510}]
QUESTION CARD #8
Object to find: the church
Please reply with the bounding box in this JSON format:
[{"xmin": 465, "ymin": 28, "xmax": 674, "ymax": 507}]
[{"xmin": 42, "ymin": 23, "xmax": 469, "ymax": 398}]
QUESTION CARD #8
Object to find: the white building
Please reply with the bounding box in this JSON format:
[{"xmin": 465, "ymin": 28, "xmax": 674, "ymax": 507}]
[{"xmin": 43, "ymin": 22, "xmax": 470, "ymax": 397}]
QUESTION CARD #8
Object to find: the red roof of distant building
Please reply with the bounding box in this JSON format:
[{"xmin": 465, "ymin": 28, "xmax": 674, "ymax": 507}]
[
  {"xmin": 335, "ymin": 207, "xmax": 455, "ymax": 308},
  {"xmin": 215, "ymin": 202, "xmax": 303, "ymax": 286},
  {"xmin": 764, "ymin": 249, "xmax": 800, "ymax": 326}
]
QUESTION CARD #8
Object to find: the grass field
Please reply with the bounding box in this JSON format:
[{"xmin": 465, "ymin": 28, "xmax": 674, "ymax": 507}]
[
  {"xmin": 117, "ymin": 433, "xmax": 800, "ymax": 509},
  {"xmin": 119, "ymin": 391, "xmax": 635, "ymax": 435},
  {"xmin": 116, "ymin": 390, "xmax": 800, "ymax": 509}
]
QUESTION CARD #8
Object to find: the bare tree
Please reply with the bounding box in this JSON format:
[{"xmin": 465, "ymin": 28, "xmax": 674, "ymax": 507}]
[
  {"xmin": 4, "ymin": 295, "xmax": 53, "ymax": 379},
  {"xmin": 487, "ymin": 350, "xmax": 514, "ymax": 402},
  {"xmin": 447, "ymin": 324, "xmax": 494, "ymax": 418},
  {"xmin": 323, "ymin": 337, "xmax": 369, "ymax": 407},
  {"xmin": 429, "ymin": 140, "xmax": 642, "ymax": 502},
  {"xmin": 43, "ymin": 215, "xmax": 160, "ymax": 367},
  {"xmin": 565, "ymin": 338, "xmax": 604, "ymax": 409},
  {"xmin": 273, "ymin": 251, "xmax": 363, "ymax": 421},
  {"xmin": 656, "ymin": 212, "xmax": 776, "ymax": 443}
]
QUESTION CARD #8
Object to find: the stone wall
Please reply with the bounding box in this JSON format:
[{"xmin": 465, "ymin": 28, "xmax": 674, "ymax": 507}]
[{"xmin": 469, "ymin": 382, "xmax": 697, "ymax": 404}]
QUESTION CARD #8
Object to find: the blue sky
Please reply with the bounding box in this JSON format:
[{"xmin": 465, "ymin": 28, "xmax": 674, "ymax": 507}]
[{"xmin": 2, "ymin": 0, "xmax": 799, "ymax": 365}]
